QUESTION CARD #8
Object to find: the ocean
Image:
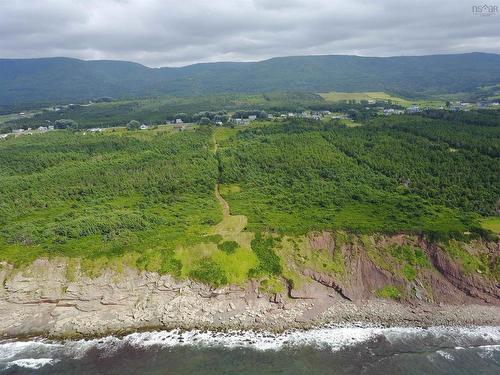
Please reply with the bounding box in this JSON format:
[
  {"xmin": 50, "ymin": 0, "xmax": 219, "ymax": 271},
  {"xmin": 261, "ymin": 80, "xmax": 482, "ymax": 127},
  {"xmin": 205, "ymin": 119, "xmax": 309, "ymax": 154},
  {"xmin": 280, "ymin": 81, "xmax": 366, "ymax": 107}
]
[{"xmin": 0, "ymin": 325, "xmax": 499, "ymax": 374}]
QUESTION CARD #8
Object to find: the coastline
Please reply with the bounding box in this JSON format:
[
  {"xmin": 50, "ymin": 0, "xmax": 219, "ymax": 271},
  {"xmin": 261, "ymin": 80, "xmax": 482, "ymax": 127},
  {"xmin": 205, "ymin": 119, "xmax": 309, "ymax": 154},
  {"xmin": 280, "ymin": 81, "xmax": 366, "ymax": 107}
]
[{"xmin": 1, "ymin": 259, "xmax": 499, "ymax": 341}]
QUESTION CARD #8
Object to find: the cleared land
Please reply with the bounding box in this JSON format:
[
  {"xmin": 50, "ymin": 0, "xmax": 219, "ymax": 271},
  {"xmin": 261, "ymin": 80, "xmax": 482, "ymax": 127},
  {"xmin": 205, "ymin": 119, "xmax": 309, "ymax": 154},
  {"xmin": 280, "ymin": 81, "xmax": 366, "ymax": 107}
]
[{"xmin": 319, "ymin": 91, "xmax": 411, "ymax": 105}]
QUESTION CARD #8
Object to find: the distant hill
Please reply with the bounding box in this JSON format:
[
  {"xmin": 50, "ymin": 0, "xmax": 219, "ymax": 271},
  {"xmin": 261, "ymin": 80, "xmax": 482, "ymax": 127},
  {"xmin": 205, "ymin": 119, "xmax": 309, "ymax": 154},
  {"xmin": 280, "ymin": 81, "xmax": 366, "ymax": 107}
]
[{"xmin": 1, "ymin": 53, "xmax": 500, "ymax": 104}]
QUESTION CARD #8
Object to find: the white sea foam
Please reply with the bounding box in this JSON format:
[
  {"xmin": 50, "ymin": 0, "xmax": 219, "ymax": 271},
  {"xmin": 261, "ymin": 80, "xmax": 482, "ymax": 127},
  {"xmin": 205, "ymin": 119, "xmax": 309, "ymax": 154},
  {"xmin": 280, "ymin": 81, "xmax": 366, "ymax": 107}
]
[
  {"xmin": 0, "ymin": 325, "xmax": 499, "ymax": 366},
  {"xmin": 0, "ymin": 340, "xmax": 62, "ymax": 361},
  {"xmin": 436, "ymin": 350, "xmax": 454, "ymax": 361},
  {"xmin": 476, "ymin": 344, "xmax": 500, "ymax": 359},
  {"xmin": 383, "ymin": 326, "xmax": 500, "ymax": 347},
  {"xmin": 7, "ymin": 358, "xmax": 58, "ymax": 369},
  {"xmin": 124, "ymin": 326, "xmax": 385, "ymax": 351}
]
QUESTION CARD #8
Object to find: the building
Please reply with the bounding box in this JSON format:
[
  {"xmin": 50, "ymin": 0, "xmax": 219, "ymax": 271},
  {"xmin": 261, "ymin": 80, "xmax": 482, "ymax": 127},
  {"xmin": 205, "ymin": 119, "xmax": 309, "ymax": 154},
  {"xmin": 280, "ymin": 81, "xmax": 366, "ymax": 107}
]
[
  {"xmin": 175, "ymin": 119, "xmax": 183, "ymax": 124},
  {"xmin": 140, "ymin": 124, "xmax": 148, "ymax": 130},
  {"xmin": 406, "ymin": 105, "xmax": 421, "ymax": 114},
  {"xmin": 48, "ymin": 125, "xmax": 54, "ymax": 131},
  {"xmin": 383, "ymin": 109, "xmax": 395, "ymax": 115},
  {"xmin": 12, "ymin": 129, "xmax": 24, "ymax": 134},
  {"xmin": 38, "ymin": 126, "xmax": 48, "ymax": 132},
  {"xmin": 248, "ymin": 115, "xmax": 257, "ymax": 121}
]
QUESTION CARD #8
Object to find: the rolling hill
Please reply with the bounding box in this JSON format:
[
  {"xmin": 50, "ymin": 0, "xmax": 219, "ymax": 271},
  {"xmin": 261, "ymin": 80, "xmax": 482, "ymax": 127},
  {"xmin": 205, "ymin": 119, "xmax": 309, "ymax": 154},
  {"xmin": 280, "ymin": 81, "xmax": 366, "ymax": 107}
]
[{"xmin": 1, "ymin": 53, "xmax": 500, "ymax": 104}]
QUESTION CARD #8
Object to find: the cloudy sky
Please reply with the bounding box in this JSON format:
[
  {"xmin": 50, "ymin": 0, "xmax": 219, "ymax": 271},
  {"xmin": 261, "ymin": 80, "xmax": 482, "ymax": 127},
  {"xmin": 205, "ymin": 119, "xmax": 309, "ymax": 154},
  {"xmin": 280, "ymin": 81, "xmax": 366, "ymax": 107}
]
[{"xmin": 0, "ymin": 0, "xmax": 499, "ymax": 67}]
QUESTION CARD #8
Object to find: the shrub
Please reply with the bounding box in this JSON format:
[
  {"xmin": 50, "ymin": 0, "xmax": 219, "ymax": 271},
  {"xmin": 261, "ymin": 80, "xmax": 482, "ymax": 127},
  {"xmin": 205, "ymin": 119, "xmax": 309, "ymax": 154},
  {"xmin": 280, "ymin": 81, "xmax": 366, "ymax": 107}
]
[
  {"xmin": 218, "ymin": 240, "xmax": 239, "ymax": 254},
  {"xmin": 189, "ymin": 258, "xmax": 228, "ymax": 287},
  {"xmin": 248, "ymin": 233, "xmax": 282, "ymax": 277},
  {"xmin": 376, "ymin": 285, "xmax": 402, "ymax": 300}
]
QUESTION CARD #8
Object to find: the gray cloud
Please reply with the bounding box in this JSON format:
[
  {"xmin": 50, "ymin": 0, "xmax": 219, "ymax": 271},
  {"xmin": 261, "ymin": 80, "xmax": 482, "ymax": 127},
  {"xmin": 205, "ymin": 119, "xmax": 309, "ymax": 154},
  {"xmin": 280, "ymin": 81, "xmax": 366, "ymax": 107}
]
[{"xmin": 0, "ymin": 0, "xmax": 498, "ymax": 66}]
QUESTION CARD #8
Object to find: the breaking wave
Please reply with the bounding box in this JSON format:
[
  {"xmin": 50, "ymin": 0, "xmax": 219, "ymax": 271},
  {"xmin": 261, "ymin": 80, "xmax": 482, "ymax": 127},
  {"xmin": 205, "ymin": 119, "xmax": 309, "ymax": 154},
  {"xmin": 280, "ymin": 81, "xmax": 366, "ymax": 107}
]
[{"xmin": 1, "ymin": 325, "xmax": 499, "ymax": 371}]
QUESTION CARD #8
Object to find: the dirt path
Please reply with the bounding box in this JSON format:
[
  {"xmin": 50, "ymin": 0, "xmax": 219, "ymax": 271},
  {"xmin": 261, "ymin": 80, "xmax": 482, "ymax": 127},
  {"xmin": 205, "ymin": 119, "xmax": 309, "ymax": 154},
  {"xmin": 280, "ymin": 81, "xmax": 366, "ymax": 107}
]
[
  {"xmin": 212, "ymin": 131, "xmax": 229, "ymax": 217},
  {"xmin": 215, "ymin": 183, "xmax": 230, "ymax": 217},
  {"xmin": 212, "ymin": 133, "xmax": 218, "ymax": 154}
]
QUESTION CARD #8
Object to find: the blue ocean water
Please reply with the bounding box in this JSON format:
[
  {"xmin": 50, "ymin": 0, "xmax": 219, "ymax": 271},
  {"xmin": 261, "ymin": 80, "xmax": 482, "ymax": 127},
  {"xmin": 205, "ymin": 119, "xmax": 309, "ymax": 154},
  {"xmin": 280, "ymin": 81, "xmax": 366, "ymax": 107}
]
[{"xmin": 0, "ymin": 325, "xmax": 499, "ymax": 374}]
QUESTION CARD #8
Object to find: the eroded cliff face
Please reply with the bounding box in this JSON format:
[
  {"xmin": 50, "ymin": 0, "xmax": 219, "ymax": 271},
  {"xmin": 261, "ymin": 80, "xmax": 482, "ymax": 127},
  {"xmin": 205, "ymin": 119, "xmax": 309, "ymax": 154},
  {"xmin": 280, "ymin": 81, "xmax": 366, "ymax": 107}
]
[
  {"xmin": 300, "ymin": 232, "xmax": 499, "ymax": 305},
  {"xmin": 0, "ymin": 233, "xmax": 498, "ymax": 338}
]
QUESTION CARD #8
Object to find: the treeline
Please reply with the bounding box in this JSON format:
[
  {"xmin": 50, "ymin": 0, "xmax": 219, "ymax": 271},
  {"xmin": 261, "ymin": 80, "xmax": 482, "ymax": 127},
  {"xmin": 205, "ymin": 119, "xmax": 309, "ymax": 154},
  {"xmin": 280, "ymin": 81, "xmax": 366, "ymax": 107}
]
[
  {"xmin": 1, "ymin": 92, "xmax": 399, "ymax": 133},
  {"xmin": 419, "ymin": 109, "xmax": 500, "ymax": 127},
  {"xmin": 371, "ymin": 114, "xmax": 500, "ymax": 158}
]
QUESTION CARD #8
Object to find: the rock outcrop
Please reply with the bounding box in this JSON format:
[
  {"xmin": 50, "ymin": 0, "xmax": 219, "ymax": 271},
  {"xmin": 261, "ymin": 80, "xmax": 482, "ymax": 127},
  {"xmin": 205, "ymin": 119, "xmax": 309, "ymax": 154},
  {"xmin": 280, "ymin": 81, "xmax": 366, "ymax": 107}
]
[{"xmin": 0, "ymin": 232, "xmax": 498, "ymax": 339}]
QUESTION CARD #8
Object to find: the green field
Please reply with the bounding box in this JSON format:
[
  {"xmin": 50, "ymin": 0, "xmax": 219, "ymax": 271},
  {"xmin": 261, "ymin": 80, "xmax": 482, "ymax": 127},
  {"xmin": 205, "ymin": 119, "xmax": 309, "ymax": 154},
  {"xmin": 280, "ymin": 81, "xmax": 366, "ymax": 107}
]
[
  {"xmin": 319, "ymin": 91, "xmax": 449, "ymax": 108},
  {"xmin": 319, "ymin": 91, "xmax": 411, "ymax": 105},
  {"xmin": 481, "ymin": 217, "xmax": 500, "ymax": 234}
]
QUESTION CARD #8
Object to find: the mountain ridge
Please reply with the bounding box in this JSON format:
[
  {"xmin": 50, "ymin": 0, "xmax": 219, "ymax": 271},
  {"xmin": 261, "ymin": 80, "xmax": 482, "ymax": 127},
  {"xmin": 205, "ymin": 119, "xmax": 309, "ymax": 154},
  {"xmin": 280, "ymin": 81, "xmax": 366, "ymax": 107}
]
[{"xmin": 1, "ymin": 52, "xmax": 499, "ymax": 104}]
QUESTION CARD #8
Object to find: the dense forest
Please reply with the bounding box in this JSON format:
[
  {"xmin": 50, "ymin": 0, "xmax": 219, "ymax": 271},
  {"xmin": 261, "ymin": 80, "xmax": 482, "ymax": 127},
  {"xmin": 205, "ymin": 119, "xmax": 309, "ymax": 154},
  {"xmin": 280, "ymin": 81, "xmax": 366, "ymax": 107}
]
[
  {"xmin": 0, "ymin": 128, "xmax": 220, "ymax": 268},
  {"xmin": 218, "ymin": 118, "xmax": 499, "ymax": 238},
  {"xmin": 0, "ymin": 112, "xmax": 498, "ymax": 285}
]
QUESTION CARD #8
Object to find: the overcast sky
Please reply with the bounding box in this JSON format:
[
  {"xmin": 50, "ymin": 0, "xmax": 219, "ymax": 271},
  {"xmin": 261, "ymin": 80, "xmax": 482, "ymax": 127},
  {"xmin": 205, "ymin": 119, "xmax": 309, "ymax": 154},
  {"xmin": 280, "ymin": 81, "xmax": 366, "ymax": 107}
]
[{"xmin": 0, "ymin": 0, "xmax": 499, "ymax": 67}]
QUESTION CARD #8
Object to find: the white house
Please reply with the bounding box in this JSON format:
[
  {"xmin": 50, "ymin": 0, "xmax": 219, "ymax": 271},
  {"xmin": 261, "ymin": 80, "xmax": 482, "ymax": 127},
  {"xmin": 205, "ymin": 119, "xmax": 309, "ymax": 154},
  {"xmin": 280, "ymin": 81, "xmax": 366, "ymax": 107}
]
[
  {"xmin": 175, "ymin": 119, "xmax": 184, "ymax": 124},
  {"xmin": 38, "ymin": 126, "xmax": 48, "ymax": 132},
  {"xmin": 406, "ymin": 105, "xmax": 421, "ymax": 114},
  {"xmin": 248, "ymin": 115, "xmax": 257, "ymax": 121},
  {"xmin": 48, "ymin": 125, "xmax": 55, "ymax": 131},
  {"xmin": 140, "ymin": 124, "xmax": 148, "ymax": 130}
]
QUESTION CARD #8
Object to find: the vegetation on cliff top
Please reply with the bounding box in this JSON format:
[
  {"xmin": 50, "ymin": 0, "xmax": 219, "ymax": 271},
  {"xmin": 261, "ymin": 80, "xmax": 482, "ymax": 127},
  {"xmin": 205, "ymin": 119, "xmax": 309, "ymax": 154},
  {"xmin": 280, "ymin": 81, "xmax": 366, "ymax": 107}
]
[{"xmin": 0, "ymin": 112, "xmax": 498, "ymax": 286}]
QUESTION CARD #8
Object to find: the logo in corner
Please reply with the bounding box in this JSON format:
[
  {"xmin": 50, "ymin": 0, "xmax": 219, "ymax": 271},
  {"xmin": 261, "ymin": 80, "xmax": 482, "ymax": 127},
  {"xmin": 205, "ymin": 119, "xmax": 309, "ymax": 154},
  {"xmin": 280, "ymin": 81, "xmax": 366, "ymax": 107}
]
[{"xmin": 472, "ymin": 4, "xmax": 498, "ymax": 16}]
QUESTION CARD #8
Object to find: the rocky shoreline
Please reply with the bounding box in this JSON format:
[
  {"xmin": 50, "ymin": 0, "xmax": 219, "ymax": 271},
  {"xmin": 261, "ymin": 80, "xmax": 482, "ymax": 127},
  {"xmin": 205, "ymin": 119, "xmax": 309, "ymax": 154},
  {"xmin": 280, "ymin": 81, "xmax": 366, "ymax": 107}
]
[{"xmin": 1, "ymin": 259, "xmax": 499, "ymax": 340}]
